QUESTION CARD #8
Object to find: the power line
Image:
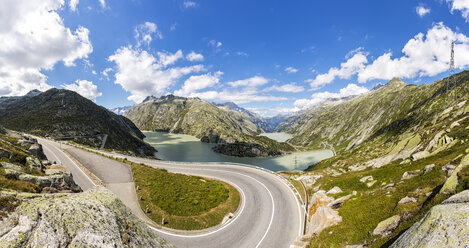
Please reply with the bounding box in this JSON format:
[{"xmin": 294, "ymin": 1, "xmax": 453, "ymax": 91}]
[{"xmin": 445, "ymin": 41, "xmax": 456, "ymax": 108}]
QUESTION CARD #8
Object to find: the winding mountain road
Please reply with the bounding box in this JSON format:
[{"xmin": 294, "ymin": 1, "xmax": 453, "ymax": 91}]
[{"xmin": 38, "ymin": 138, "xmax": 304, "ymax": 248}]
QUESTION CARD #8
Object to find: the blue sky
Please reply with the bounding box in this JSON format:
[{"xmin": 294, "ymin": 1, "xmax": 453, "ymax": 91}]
[{"xmin": 2, "ymin": 0, "xmax": 469, "ymax": 116}]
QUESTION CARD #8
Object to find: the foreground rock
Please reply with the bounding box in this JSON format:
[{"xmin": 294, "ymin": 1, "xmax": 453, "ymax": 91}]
[
  {"xmin": 0, "ymin": 186, "xmax": 173, "ymax": 248},
  {"xmin": 212, "ymin": 141, "xmax": 281, "ymax": 157},
  {"xmin": 373, "ymin": 215, "xmax": 401, "ymax": 237},
  {"xmin": 390, "ymin": 190, "xmax": 469, "ymax": 248}
]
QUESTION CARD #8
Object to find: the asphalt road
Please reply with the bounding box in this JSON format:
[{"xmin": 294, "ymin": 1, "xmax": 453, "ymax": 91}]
[{"xmin": 38, "ymin": 139, "xmax": 303, "ymax": 248}]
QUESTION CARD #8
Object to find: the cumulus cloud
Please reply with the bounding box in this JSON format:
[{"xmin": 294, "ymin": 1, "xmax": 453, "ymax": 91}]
[
  {"xmin": 186, "ymin": 89, "xmax": 287, "ymax": 104},
  {"xmin": 307, "ymin": 49, "xmax": 368, "ymax": 90},
  {"xmin": 447, "ymin": 0, "xmax": 469, "ymax": 21},
  {"xmin": 108, "ymin": 46, "xmax": 205, "ymax": 103},
  {"xmin": 358, "ymin": 22, "xmax": 469, "ymax": 82},
  {"xmin": 416, "ymin": 5, "xmax": 431, "ymax": 17},
  {"xmin": 285, "ymin": 67, "xmax": 299, "ymax": 74},
  {"xmin": 69, "ymin": 0, "xmax": 79, "ymax": 11},
  {"xmin": 294, "ymin": 83, "xmax": 369, "ymax": 110},
  {"xmin": 0, "ymin": 0, "xmax": 93, "ymax": 97},
  {"xmin": 101, "ymin": 67, "xmax": 113, "ymax": 80},
  {"xmin": 186, "ymin": 51, "xmax": 204, "ymax": 62},
  {"xmin": 208, "ymin": 40, "xmax": 222, "ymax": 48},
  {"xmin": 62, "ymin": 80, "xmax": 102, "ymax": 102},
  {"xmin": 135, "ymin": 22, "xmax": 162, "ymax": 47},
  {"xmin": 183, "ymin": 1, "xmax": 197, "ymax": 8},
  {"xmin": 228, "ymin": 76, "xmax": 269, "ymax": 87},
  {"xmin": 309, "ymin": 23, "xmax": 469, "ymax": 88},
  {"xmin": 174, "ymin": 71, "xmax": 223, "ymax": 96},
  {"xmin": 264, "ymin": 83, "xmax": 304, "ymax": 93}
]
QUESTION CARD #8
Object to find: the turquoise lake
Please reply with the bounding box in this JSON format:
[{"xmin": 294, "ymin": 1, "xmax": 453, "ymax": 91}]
[{"xmin": 144, "ymin": 131, "xmax": 333, "ymax": 172}]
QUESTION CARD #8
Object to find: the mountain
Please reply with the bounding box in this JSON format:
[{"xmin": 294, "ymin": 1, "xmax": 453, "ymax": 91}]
[
  {"xmin": 0, "ymin": 88, "xmax": 155, "ymax": 156},
  {"xmin": 110, "ymin": 105, "xmax": 132, "ymax": 115},
  {"xmin": 281, "ymin": 71, "xmax": 469, "ymax": 247},
  {"xmin": 215, "ymin": 102, "xmax": 275, "ymax": 132},
  {"xmin": 124, "ymin": 95, "xmax": 294, "ymax": 156}
]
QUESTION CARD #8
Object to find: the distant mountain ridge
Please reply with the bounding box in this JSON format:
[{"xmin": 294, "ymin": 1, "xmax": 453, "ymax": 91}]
[
  {"xmin": 215, "ymin": 102, "xmax": 275, "ymax": 132},
  {"xmin": 0, "ymin": 89, "xmax": 155, "ymax": 156}
]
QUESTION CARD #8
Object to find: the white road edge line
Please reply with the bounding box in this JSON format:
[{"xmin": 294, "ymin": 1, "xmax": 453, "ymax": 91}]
[
  {"xmin": 42, "ymin": 140, "xmax": 96, "ymax": 187},
  {"xmin": 147, "ymin": 173, "xmax": 246, "ymax": 238}
]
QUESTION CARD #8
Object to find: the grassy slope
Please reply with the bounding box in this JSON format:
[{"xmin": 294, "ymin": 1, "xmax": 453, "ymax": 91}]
[
  {"xmin": 132, "ymin": 162, "xmax": 240, "ymax": 230},
  {"xmin": 295, "ymin": 72, "xmax": 469, "ymax": 247}
]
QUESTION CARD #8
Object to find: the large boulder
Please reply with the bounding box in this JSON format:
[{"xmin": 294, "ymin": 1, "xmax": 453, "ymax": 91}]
[
  {"xmin": 27, "ymin": 143, "xmax": 46, "ymax": 160},
  {"xmin": 306, "ymin": 191, "xmax": 342, "ymax": 235},
  {"xmin": 440, "ymin": 154, "xmax": 469, "ymax": 194},
  {"xmin": 373, "ymin": 215, "xmax": 401, "ymax": 237},
  {"xmin": 390, "ymin": 190, "xmax": 469, "ymax": 248},
  {"xmin": 0, "ymin": 186, "xmax": 173, "ymax": 247}
]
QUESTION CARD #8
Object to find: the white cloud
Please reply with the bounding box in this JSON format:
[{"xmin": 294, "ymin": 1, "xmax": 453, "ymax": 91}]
[
  {"xmin": 187, "ymin": 89, "xmax": 287, "ymax": 104},
  {"xmin": 183, "ymin": 1, "xmax": 197, "ymax": 9},
  {"xmin": 294, "ymin": 84, "xmax": 369, "ymax": 110},
  {"xmin": 186, "ymin": 51, "xmax": 204, "ymax": 61},
  {"xmin": 309, "ymin": 23, "xmax": 469, "ymax": 87},
  {"xmin": 101, "ymin": 67, "xmax": 113, "ymax": 80},
  {"xmin": 416, "ymin": 5, "xmax": 431, "ymax": 17},
  {"xmin": 108, "ymin": 46, "xmax": 205, "ymax": 103},
  {"xmin": 69, "ymin": 0, "xmax": 79, "ymax": 11},
  {"xmin": 447, "ymin": 0, "xmax": 469, "ymax": 21},
  {"xmin": 0, "ymin": 0, "xmax": 93, "ymax": 97},
  {"xmin": 236, "ymin": 51, "xmax": 249, "ymax": 57},
  {"xmin": 285, "ymin": 67, "xmax": 299, "ymax": 74},
  {"xmin": 99, "ymin": 0, "xmax": 106, "ymax": 8},
  {"xmin": 135, "ymin": 22, "xmax": 162, "ymax": 47},
  {"xmin": 174, "ymin": 71, "xmax": 223, "ymax": 96},
  {"xmin": 307, "ymin": 49, "xmax": 368, "ymax": 90},
  {"xmin": 208, "ymin": 40, "xmax": 222, "ymax": 48},
  {"xmin": 264, "ymin": 83, "xmax": 304, "ymax": 93},
  {"xmin": 358, "ymin": 22, "xmax": 469, "ymax": 82},
  {"xmin": 228, "ymin": 76, "xmax": 269, "ymax": 87},
  {"xmin": 170, "ymin": 23, "xmax": 178, "ymax": 31},
  {"xmin": 62, "ymin": 80, "xmax": 102, "ymax": 102},
  {"xmin": 157, "ymin": 50, "xmax": 184, "ymax": 67}
]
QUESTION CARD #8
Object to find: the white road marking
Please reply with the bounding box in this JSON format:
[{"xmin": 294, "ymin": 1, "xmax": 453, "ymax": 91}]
[
  {"xmin": 147, "ymin": 176, "xmax": 246, "ymax": 238},
  {"xmin": 41, "ymin": 140, "xmax": 96, "ymax": 187}
]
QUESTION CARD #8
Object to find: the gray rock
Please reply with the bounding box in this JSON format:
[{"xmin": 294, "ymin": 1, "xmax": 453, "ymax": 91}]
[
  {"xmin": 373, "ymin": 215, "xmax": 401, "ymax": 237},
  {"xmin": 398, "ymin": 196, "xmax": 418, "ymax": 205},
  {"xmin": 0, "ymin": 161, "xmax": 22, "ymax": 171},
  {"xmin": 328, "ymin": 194, "xmax": 353, "ymax": 209},
  {"xmin": 4, "ymin": 169, "xmax": 81, "ymax": 192},
  {"xmin": 390, "ymin": 190, "xmax": 469, "ymax": 248},
  {"xmin": 441, "ymin": 163, "xmax": 457, "ymax": 177},
  {"xmin": 359, "ymin": 175, "xmax": 373, "ymax": 183},
  {"xmin": 384, "ymin": 183, "xmax": 395, "ymax": 189},
  {"xmin": 0, "ymin": 187, "xmax": 173, "ymax": 247},
  {"xmin": 401, "ymin": 170, "xmax": 420, "ymax": 180},
  {"xmin": 411, "ymin": 151, "xmax": 430, "ymax": 161},
  {"xmin": 423, "ymin": 164, "xmax": 435, "ymax": 174},
  {"xmin": 327, "ymin": 186, "xmax": 343, "ymax": 195},
  {"xmin": 27, "ymin": 143, "xmax": 46, "ymax": 160}
]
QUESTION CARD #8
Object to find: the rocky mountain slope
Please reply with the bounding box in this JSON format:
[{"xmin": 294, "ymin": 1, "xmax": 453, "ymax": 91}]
[
  {"xmin": 124, "ymin": 95, "xmax": 293, "ymax": 156},
  {"xmin": 216, "ymin": 102, "xmax": 274, "ymax": 132},
  {"xmin": 0, "ymin": 131, "xmax": 171, "ymax": 247},
  {"xmin": 283, "ymin": 71, "xmax": 469, "ymax": 247},
  {"xmin": 0, "ymin": 89, "xmax": 155, "ymax": 156}
]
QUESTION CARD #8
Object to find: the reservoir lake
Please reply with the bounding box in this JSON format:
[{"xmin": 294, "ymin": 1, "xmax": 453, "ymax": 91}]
[{"xmin": 144, "ymin": 131, "xmax": 333, "ymax": 172}]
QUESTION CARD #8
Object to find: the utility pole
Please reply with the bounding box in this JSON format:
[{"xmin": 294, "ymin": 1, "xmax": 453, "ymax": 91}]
[{"xmin": 446, "ymin": 41, "xmax": 455, "ymax": 108}]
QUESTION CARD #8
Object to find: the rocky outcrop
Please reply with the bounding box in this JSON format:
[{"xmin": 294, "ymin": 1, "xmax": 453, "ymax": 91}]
[
  {"xmin": 440, "ymin": 154, "xmax": 469, "ymax": 194},
  {"xmin": 305, "ymin": 191, "xmax": 343, "ymax": 236},
  {"xmin": 4, "ymin": 168, "xmax": 81, "ymax": 193},
  {"xmin": 0, "ymin": 186, "xmax": 173, "ymax": 248},
  {"xmin": 390, "ymin": 190, "xmax": 469, "ymax": 248},
  {"xmin": 373, "ymin": 215, "xmax": 401, "ymax": 237},
  {"xmin": 212, "ymin": 141, "xmax": 282, "ymax": 157}
]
